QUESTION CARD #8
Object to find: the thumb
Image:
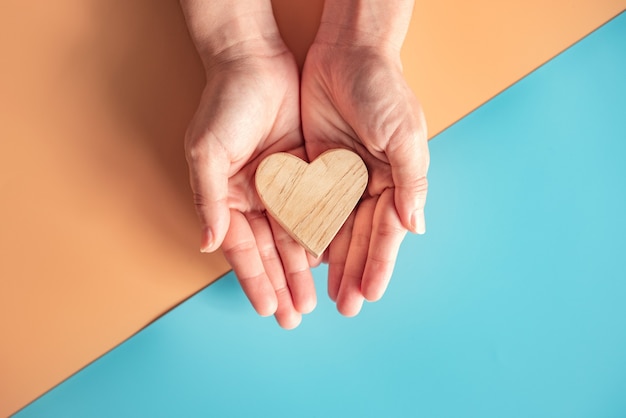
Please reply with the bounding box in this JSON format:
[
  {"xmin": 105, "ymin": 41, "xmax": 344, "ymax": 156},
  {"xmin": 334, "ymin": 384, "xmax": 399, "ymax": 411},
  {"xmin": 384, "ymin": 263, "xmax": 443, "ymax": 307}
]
[
  {"xmin": 386, "ymin": 123, "xmax": 430, "ymax": 234},
  {"xmin": 186, "ymin": 139, "xmax": 231, "ymax": 253}
]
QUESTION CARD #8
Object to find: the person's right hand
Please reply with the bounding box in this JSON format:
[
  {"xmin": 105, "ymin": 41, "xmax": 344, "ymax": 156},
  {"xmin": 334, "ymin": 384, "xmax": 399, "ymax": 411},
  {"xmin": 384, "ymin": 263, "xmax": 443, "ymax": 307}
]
[
  {"xmin": 182, "ymin": 8, "xmax": 316, "ymax": 328},
  {"xmin": 300, "ymin": 0, "xmax": 429, "ymax": 317}
]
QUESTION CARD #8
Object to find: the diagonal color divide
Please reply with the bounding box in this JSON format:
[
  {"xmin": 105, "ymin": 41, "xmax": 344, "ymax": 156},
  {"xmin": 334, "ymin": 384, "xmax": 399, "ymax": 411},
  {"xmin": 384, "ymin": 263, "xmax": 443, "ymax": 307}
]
[
  {"xmin": 15, "ymin": 12, "xmax": 626, "ymax": 418},
  {"xmin": 2, "ymin": 2, "xmax": 624, "ymax": 415}
]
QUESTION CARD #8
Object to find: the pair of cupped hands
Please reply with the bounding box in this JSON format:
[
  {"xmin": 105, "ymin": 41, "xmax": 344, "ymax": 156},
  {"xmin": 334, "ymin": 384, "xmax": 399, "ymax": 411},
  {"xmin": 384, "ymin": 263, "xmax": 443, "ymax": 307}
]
[{"xmin": 183, "ymin": 10, "xmax": 429, "ymax": 329}]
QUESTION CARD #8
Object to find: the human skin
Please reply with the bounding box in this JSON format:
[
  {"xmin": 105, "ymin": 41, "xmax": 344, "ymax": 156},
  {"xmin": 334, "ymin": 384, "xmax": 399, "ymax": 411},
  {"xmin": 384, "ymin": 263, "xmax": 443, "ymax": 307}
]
[
  {"xmin": 180, "ymin": 0, "xmax": 316, "ymax": 329},
  {"xmin": 180, "ymin": 0, "xmax": 429, "ymax": 324},
  {"xmin": 301, "ymin": 0, "xmax": 429, "ymax": 316}
]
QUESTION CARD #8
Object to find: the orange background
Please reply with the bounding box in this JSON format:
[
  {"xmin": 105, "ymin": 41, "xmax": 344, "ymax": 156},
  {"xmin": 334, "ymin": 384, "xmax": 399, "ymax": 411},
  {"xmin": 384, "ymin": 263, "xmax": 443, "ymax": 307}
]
[{"xmin": 1, "ymin": 0, "xmax": 624, "ymax": 415}]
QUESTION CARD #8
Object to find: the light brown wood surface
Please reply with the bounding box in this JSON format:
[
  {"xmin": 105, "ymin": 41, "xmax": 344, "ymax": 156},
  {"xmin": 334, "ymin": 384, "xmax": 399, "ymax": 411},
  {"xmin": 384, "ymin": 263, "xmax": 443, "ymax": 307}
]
[{"xmin": 256, "ymin": 150, "xmax": 368, "ymax": 258}]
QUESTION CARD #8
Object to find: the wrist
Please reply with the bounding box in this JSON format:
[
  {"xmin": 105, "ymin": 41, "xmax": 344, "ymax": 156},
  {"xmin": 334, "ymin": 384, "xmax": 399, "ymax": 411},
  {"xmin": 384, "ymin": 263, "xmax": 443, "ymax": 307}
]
[
  {"xmin": 314, "ymin": 0, "xmax": 414, "ymax": 52},
  {"xmin": 180, "ymin": 0, "xmax": 287, "ymax": 67}
]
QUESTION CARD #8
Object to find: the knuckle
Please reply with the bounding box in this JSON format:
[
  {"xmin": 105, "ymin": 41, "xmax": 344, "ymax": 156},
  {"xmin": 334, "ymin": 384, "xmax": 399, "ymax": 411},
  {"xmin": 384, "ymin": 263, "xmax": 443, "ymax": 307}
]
[
  {"xmin": 287, "ymin": 265, "xmax": 310, "ymax": 277},
  {"xmin": 258, "ymin": 246, "xmax": 280, "ymax": 263},
  {"xmin": 375, "ymin": 221, "xmax": 405, "ymax": 239},
  {"xmin": 192, "ymin": 191, "xmax": 207, "ymax": 207},
  {"xmin": 275, "ymin": 233, "xmax": 297, "ymax": 247},
  {"xmin": 341, "ymin": 272, "xmax": 363, "ymax": 285},
  {"xmin": 185, "ymin": 131, "xmax": 227, "ymax": 164},
  {"xmin": 191, "ymin": 191, "xmax": 227, "ymax": 213},
  {"xmin": 367, "ymin": 251, "xmax": 393, "ymax": 265},
  {"xmin": 185, "ymin": 140, "xmax": 207, "ymax": 165},
  {"xmin": 352, "ymin": 232, "xmax": 371, "ymax": 248},
  {"xmin": 398, "ymin": 175, "xmax": 428, "ymax": 196},
  {"xmin": 222, "ymin": 239, "xmax": 256, "ymax": 256},
  {"xmin": 238, "ymin": 272, "xmax": 266, "ymax": 284},
  {"xmin": 274, "ymin": 285, "xmax": 291, "ymax": 299}
]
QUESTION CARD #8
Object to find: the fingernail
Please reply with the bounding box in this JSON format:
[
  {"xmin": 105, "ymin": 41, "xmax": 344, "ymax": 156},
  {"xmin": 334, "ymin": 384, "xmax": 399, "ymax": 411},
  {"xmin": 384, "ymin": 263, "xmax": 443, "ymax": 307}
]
[
  {"xmin": 200, "ymin": 227, "xmax": 214, "ymax": 253},
  {"xmin": 411, "ymin": 210, "xmax": 426, "ymax": 235}
]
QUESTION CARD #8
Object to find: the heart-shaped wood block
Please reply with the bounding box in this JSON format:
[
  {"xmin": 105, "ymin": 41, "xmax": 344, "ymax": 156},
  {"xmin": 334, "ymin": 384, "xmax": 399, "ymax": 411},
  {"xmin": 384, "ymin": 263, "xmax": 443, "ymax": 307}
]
[{"xmin": 255, "ymin": 149, "xmax": 368, "ymax": 258}]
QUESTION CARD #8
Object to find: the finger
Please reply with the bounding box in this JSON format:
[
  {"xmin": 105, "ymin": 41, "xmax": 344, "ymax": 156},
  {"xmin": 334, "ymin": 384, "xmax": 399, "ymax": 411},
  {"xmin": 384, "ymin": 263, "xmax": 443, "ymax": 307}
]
[
  {"xmin": 327, "ymin": 212, "xmax": 355, "ymax": 302},
  {"xmin": 247, "ymin": 212, "xmax": 302, "ymax": 329},
  {"xmin": 185, "ymin": 138, "xmax": 231, "ymax": 252},
  {"xmin": 361, "ymin": 188, "xmax": 407, "ymax": 302},
  {"xmin": 386, "ymin": 117, "xmax": 430, "ymax": 234},
  {"xmin": 307, "ymin": 252, "xmax": 324, "ymax": 268},
  {"xmin": 222, "ymin": 210, "xmax": 277, "ymax": 317},
  {"xmin": 336, "ymin": 198, "xmax": 376, "ymax": 317},
  {"xmin": 268, "ymin": 217, "xmax": 317, "ymax": 314}
]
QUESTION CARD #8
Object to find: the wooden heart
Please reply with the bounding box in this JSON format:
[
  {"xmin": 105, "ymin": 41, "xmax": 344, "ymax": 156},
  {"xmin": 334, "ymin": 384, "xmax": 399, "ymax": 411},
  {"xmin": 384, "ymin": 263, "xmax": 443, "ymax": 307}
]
[{"xmin": 255, "ymin": 149, "xmax": 368, "ymax": 258}]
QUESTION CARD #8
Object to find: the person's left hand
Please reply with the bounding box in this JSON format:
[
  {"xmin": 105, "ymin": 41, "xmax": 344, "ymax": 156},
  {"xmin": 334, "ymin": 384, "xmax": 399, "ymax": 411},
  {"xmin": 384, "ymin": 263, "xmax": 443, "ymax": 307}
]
[
  {"xmin": 301, "ymin": 42, "xmax": 430, "ymax": 316},
  {"xmin": 185, "ymin": 46, "xmax": 316, "ymax": 329}
]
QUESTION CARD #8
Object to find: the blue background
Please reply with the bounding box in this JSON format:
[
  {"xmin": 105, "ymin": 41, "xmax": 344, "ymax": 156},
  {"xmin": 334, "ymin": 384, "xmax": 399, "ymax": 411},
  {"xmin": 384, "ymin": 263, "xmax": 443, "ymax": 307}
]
[{"xmin": 16, "ymin": 12, "xmax": 626, "ymax": 418}]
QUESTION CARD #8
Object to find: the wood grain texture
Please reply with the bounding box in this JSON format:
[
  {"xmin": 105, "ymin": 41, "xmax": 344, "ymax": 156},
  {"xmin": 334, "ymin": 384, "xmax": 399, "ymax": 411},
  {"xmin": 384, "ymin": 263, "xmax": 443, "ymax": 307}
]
[{"xmin": 255, "ymin": 149, "xmax": 368, "ymax": 258}]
